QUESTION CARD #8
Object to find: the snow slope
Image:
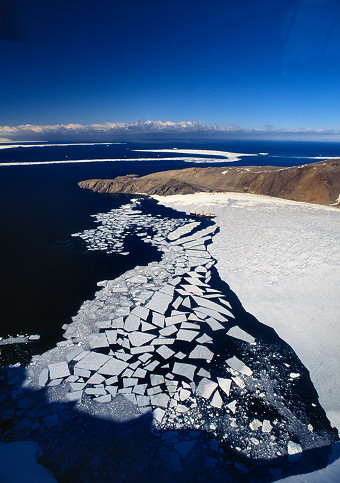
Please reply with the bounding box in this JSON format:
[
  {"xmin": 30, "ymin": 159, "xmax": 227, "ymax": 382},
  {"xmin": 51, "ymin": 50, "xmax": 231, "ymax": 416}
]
[{"xmin": 154, "ymin": 192, "xmax": 340, "ymax": 434}]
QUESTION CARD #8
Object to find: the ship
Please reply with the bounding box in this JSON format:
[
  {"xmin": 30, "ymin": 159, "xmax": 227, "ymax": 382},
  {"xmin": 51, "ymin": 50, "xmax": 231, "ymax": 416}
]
[{"xmin": 189, "ymin": 211, "xmax": 216, "ymax": 219}]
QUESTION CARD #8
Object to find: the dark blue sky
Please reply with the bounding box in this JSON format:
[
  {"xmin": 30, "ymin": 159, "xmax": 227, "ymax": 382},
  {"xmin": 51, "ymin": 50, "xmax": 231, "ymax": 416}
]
[{"xmin": 1, "ymin": 0, "xmax": 340, "ymax": 139}]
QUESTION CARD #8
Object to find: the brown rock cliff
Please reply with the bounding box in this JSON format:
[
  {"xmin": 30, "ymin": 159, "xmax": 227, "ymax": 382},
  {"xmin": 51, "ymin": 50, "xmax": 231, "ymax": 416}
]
[{"xmin": 78, "ymin": 159, "xmax": 340, "ymax": 206}]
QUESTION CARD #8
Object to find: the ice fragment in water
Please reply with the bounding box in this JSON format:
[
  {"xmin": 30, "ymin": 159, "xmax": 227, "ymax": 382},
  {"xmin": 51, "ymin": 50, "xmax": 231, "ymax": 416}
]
[
  {"xmin": 146, "ymin": 292, "xmax": 173, "ymax": 314},
  {"xmin": 287, "ymin": 441, "xmax": 303, "ymax": 455},
  {"xmin": 97, "ymin": 358, "xmax": 129, "ymax": 376},
  {"xmin": 217, "ymin": 377, "xmax": 232, "ymax": 396},
  {"xmin": 189, "ymin": 344, "xmax": 214, "ymax": 360},
  {"xmin": 172, "ymin": 362, "xmax": 197, "ymax": 381},
  {"xmin": 211, "ymin": 390, "xmax": 223, "ymax": 408},
  {"xmin": 196, "ymin": 378, "xmax": 218, "ymax": 399},
  {"xmin": 156, "ymin": 345, "xmax": 175, "ymax": 359},
  {"xmin": 48, "ymin": 362, "xmax": 70, "ymax": 380},
  {"xmin": 128, "ymin": 331, "xmax": 156, "ymax": 347},
  {"xmin": 227, "ymin": 326, "xmax": 255, "ymax": 344},
  {"xmin": 124, "ymin": 314, "xmax": 141, "ymax": 332},
  {"xmin": 226, "ymin": 356, "xmax": 253, "ymax": 376}
]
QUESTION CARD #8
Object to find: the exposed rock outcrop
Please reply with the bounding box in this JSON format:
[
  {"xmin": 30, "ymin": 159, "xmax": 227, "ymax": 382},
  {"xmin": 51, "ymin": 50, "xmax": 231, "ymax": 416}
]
[{"xmin": 78, "ymin": 159, "xmax": 340, "ymax": 206}]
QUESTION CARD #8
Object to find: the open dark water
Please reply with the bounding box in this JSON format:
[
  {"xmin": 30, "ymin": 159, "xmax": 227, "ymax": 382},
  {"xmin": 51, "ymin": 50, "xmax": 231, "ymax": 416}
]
[{"xmin": 1, "ymin": 139, "xmax": 339, "ymax": 365}]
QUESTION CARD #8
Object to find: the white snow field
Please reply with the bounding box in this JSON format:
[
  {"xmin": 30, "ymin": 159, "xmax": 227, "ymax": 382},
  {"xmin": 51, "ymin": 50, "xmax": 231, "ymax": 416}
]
[{"xmin": 155, "ymin": 192, "xmax": 340, "ymax": 434}]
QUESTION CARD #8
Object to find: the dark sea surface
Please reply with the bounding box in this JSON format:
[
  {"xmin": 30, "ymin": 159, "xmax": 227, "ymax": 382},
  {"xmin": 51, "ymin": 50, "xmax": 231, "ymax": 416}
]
[{"xmin": 1, "ymin": 139, "xmax": 339, "ymax": 365}]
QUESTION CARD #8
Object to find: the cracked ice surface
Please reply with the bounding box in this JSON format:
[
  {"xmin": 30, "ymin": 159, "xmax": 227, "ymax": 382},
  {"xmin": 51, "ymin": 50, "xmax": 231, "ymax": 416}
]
[{"xmin": 23, "ymin": 198, "xmax": 338, "ymax": 469}]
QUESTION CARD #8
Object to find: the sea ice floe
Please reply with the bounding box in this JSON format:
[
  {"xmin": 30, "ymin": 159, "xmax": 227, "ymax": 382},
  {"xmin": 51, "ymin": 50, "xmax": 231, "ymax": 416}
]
[
  {"xmin": 211, "ymin": 390, "xmax": 223, "ymax": 408},
  {"xmin": 196, "ymin": 378, "xmax": 218, "ymax": 399},
  {"xmin": 88, "ymin": 333, "xmax": 109, "ymax": 349},
  {"xmin": 176, "ymin": 329, "xmax": 199, "ymax": 342},
  {"xmin": 227, "ymin": 326, "xmax": 255, "ymax": 344},
  {"xmin": 48, "ymin": 362, "xmax": 70, "ymax": 380},
  {"xmin": 146, "ymin": 292, "xmax": 173, "ymax": 314},
  {"xmin": 226, "ymin": 356, "xmax": 253, "ymax": 376},
  {"xmin": 128, "ymin": 331, "xmax": 156, "ymax": 347},
  {"xmin": 97, "ymin": 358, "xmax": 129, "ymax": 376},
  {"xmin": 172, "ymin": 362, "xmax": 197, "ymax": 381},
  {"xmin": 189, "ymin": 345, "xmax": 214, "ymax": 360},
  {"xmin": 156, "ymin": 345, "xmax": 175, "ymax": 359},
  {"xmin": 217, "ymin": 377, "xmax": 232, "ymax": 396}
]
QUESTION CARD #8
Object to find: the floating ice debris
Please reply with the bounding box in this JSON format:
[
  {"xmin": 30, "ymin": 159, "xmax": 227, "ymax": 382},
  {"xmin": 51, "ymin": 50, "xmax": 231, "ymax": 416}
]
[
  {"xmin": 196, "ymin": 378, "xmax": 218, "ymax": 399},
  {"xmin": 227, "ymin": 400, "xmax": 237, "ymax": 414},
  {"xmin": 48, "ymin": 362, "xmax": 70, "ymax": 380},
  {"xmin": 227, "ymin": 326, "xmax": 255, "ymax": 344},
  {"xmin": 124, "ymin": 314, "xmax": 141, "ymax": 332},
  {"xmin": 173, "ymin": 362, "xmax": 197, "ymax": 381},
  {"xmin": 262, "ymin": 420, "xmax": 273, "ymax": 433},
  {"xmin": 287, "ymin": 441, "xmax": 303, "ymax": 455},
  {"xmin": 167, "ymin": 222, "xmax": 199, "ymax": 241},
  {"xmin": 217, "ymin": 377, "xmax": 232, "ymax": 396},
  {"xmin": 128, "ymin": 331, "xmax": 156, "ymax": 347},
  {"xmin": 211, "ymin": 390, "xmax": 223, "ymax": 408},
  {"xmin": 249, "ymin": 419, "xmax": 262, "ymax": 431},
  {"xmin": 189, "ymin": 345, "xmax": 214, "ymax": 360},
  {"xmin": 231, "ymin": 376, "xmax": 245, "ymax": 389},
  {"xmin": 88, "ymin": 333, "xmax": 109, "ymax": 349},
  {"xmin": 38, "ymin": 368, "xmax": 49, "ymax": 387},
  {"xmin": 226, "ymin": 356, "xmax": 253, "ymax": 376},
  {"xmin": 156, "ymin": 345, "xmax": 175, "ymax": 359},
  {"xmin": 146, "ymin": 292, "xmax": 173, "ymax": 314},
  {"xmin": 176, "ymin": 329, "xmax": 199, "ymax": 342}
]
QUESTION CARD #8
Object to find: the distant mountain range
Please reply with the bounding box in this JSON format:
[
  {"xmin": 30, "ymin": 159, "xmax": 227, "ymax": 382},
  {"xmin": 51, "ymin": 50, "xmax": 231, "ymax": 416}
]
[{"xmin": 78, "ymin": 159, "xmax": 340, "ymax": 206}]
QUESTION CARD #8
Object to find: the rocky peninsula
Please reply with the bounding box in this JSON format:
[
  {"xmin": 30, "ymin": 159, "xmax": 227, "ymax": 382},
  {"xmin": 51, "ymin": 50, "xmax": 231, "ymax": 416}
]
[{"xmin": 78, "ymin": 159, "xmax": 340, "ymax": 206}]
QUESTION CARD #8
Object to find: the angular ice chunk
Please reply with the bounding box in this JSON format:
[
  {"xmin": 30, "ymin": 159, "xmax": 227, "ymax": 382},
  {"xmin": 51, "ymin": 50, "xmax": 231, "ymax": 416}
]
[
  {"xmin": 97, "ymin": 358, "xmax": 129, "ymax": 376},
  {"xmin": 173, "ymin": 362, "xmax": 197, "ymax": 381},
  {"xmin": 249, "ymin": 419, "xmax": 262, "ymax": 431},
  {"xmin": 193, "ymin": 296, "xmax": 232, "ymax": 316},
  {"xmin": 150, "ymin": 393, "xmax": 170, "ymax": 408},
  {"xmin": 227, "ymin": 326, "xmax": 255, "ymax": 344},
  {"xmin": 146, "ymin": 292, "xmax": 173, "ymax": 314},
  {"xmin": 111, "ymin": 317, "xmax": 124, "ymax": 328},
  {"xmin": 189, "ymin": 345, "xmax": 214, "ymax": 360},
  {"xmin": 159, "ymin": 325, "xmax": 178, "ymax": 336},
  {"xmin": 196, "ymin": 334, "xmax": 213, "ymax": 344},
  {"xmin": 38, "ymin": 368, "xmax": 49, "ymax": 387},
  {"xmin": 176, "ymin": 329, "xmax": 199, "ymax": 342},
  {"xmin": 217, "ymin": 377, "xmax": 232, "ymax": 396},
  {"xmin": 124, "ymin": 314, "xmax": 141, "ymax": 332},
  {"xmin": 262, "ymin": 420, "xmax": 273, "ymax": 433},
  {"xmin": 131, "ymin": 306, "xmax": 150, "ymax": 320},
  {"xmin": 88, "ymin": 333, "xmax": 109, "ymax": 349},
  {"xmin": 152, "ymin": 312, "xmax": 165, "ymax": 328},
  {"xmin": 196, "ymin": 378, "xmax": 217, "ymax": 399},
  {"xmin": 156, "ymin": 345, "xmax": 175, "ymax": 359},
  {"xmin": 227, "ymin": 400, "xmax": 237, "ymax": 414},
  {"xmin": 226, "ymin": 356, "xmax": 253, "ymax": 376},
  {"xmin": 133, "ymin": 368, "xmax": 147, "ymax": 378},
  {"xmin": 133, "ymin": 384, "xmax": 147, "ymax": 395},
  {"xmin": 128, "ymin": 331, "xmax": 156, "ymax": 347},
  {"xmin": 165, "ymin": 314, "xmax": 187, "ymax": 326},
  {"xmin": 141, "ymin": 322, "xmax": 156, "ymax": 332},
  {"xmin": 137, "ymin": 395, "xmax": 151, "ymax": 407},
  {"xmin": 105, "ymin": 330, "xmax": 117, "ymax": 345},
  {"xmin": 130, "ymin": 345, "xmax": 155, "ymax": 354},
  {"xmin": 48, "ymin": 362, "xmax": 70, "ymax": 380},
  {"xmin": 211, "ymin": 390, "xmax": 223, "ymax": 408},
  {"xmin": 287, "ymin": 441, "xmax": 302, "ymax": 455},
  {"xmin": 144, "ymin": 360, "xmax": 160, "ymax": 371},
  {"xmin": 205, "ymin": 317, "xmax": 224, "ymax": 331}
]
